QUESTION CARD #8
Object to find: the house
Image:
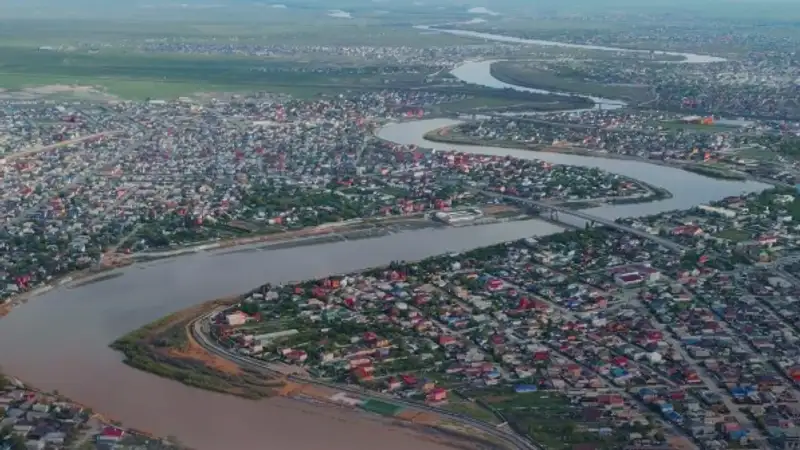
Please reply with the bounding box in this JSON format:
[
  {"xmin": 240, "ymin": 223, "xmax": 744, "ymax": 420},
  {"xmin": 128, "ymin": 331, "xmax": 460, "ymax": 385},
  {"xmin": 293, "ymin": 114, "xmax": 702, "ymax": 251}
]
[
  {"xmin": 97, "ymin": 426, "xmax": 125, "ymax": 442},
  {"xmin": 427, "ymin": 388, "xmax": 447, "ymax": 402},
  {"xmin": 672, "ymin": 225, "xmax": 703, "ymax": 236},
  {"xmin": 597, "ymin": 394, "xmax": 624, "ymax": 408},
  {"xmin": 615, "ymin": 273, "xmax": 644, "ymax": 287},
  {"xmin": 352, "ymin": 366, "xmax": 375, "ymax": 382},
  {"xmin": 11, "ymin": 424, "xmax": 33, "ymax": 436},
  {"xmin": 225, "ymin": 311, "xmax": 248, "ymax": 326},
  {"xmin": 758, "ymin": 235, "xmax": 778, "ymax": 246},
  {"xmin": 285, "ymin": 350, "xmax": 308, "ymax": 363},
  {"xmin": 43, "ymin": 432, "xmax": 66, "ymax": 445},
  {"xmin": 439, "ymin": 335, "xmax": 457, "ymax": 346},
  {"xmin": 400, "ymin": 374, "xmax": 418, "ymax": 386},
  {"xmin": 363, "ymin": 331, "xmax": 378, "ymax": 344}
]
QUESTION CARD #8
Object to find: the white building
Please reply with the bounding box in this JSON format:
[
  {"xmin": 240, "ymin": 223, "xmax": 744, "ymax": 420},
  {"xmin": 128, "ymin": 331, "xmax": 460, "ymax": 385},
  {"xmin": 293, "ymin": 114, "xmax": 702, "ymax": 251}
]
[{"xmin": 697, "ymin": 204, "xmax": 737, "ymax": 218}]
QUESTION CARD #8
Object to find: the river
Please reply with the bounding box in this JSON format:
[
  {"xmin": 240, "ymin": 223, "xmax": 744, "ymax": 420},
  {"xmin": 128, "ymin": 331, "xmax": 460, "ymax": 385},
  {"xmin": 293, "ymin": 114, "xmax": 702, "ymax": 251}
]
[
  {"xmin": 416, "ymin": 25, "xmax": 727, "ymax": 64},
  {"xmin": 432, "ymin": 24, "xmax": 726, "ymax": 109},
  {"xmin": 0, "ymin": 30, "xmax": 764, "ymax": 450},
  {"xmin": 378, "ymin": 119, "xmax": 769, "ymax": 219},
  {"xmin": 452, "ymin": 59, "xmax": 627, "ymax": 109}
]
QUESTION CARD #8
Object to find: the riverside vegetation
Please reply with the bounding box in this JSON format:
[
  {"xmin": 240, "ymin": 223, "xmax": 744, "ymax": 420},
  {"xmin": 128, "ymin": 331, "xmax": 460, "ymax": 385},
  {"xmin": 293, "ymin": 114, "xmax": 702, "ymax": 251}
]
[{"xmin": 110, "ymin": 300, "xmax": 284, "ymax": 399}]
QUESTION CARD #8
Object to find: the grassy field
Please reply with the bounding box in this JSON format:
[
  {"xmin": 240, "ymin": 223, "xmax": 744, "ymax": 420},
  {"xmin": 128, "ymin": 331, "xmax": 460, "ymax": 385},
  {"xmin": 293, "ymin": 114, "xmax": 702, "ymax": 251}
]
[
  {"xmin": 0, "ymin": 19, "xmax": 479, "ymax": 48},
  {"xmin": 0, "ymin": 47, "xmax": 429, "ymax": 100},
  {"xmin": 714, "ymin": 229, "xmax": 751, "ymax": 242},
  {"xmin": 733, "ymin": 146, "xmax": 780, "ymax": 162},
  {"xmin": 0, "ymin": 15, "xmax": 491, "ymax": 100}
]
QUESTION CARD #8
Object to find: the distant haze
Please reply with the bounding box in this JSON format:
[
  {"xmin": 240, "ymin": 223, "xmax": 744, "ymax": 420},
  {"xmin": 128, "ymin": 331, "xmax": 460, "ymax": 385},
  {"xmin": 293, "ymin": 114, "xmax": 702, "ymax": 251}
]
[{"xmin": 0, "ymin": 0, "xmax": 796, "ymax": 21}]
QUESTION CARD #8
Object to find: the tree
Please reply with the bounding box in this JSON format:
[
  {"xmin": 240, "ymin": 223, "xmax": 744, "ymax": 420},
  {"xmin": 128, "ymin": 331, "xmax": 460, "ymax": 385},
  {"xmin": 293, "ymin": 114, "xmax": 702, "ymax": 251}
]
[{"xmin": 6, "ymin": 432, "xmax": 27, "ymax": 450}]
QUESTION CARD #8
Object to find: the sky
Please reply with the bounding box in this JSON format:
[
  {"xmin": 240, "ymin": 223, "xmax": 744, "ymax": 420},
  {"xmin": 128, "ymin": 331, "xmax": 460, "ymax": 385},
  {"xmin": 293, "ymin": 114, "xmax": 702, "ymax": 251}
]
[{"xmin": 2, "ymin": 0, "xmax": 796, "ymax": 21}]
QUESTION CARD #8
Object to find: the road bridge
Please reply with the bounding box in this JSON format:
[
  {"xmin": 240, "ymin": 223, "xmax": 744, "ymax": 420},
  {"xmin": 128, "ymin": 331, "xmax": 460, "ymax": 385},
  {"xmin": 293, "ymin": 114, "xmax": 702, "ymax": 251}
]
[{"xmin": 481, "ymin": 191, "xmax": 687, "ymax": 253}]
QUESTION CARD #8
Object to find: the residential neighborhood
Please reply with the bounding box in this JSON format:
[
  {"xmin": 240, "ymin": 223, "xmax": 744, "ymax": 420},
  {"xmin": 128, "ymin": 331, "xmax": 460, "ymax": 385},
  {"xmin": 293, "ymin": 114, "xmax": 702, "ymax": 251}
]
[
  {"xmin": 0, "ymin": 95, "xmax": 651, "ymax": 306},
  {"xmin": 207, "ymin": 188, "xmax": 800, "ymax": 450},
  {"xmin": 0, "ymin": 375, "xmax": 181, "ymax": 450},
  {"xmin": 433, "ymin": 109, "xmax": 800, "ymax": 185}
]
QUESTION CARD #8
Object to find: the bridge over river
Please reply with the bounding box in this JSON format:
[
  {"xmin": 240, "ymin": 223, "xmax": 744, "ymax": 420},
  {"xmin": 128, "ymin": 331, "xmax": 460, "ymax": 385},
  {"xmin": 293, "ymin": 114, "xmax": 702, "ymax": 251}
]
[{"xmin": 481, "ymin": 190, "xmax": 688, "ymax": 253}]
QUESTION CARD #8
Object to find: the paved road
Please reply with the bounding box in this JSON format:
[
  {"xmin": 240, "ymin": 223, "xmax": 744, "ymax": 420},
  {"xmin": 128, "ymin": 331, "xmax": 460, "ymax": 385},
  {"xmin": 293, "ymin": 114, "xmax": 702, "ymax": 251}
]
[
  {"xmin": 480, "ymin": 190, "xmax": 688, "ymax": 252},
  {"xmin": 190, "ymin": 313, "xmax": 541, "ymax": 450},
  {"xmin": 2, "ymin": 132, "xmax": 118, "ymax": 162}
]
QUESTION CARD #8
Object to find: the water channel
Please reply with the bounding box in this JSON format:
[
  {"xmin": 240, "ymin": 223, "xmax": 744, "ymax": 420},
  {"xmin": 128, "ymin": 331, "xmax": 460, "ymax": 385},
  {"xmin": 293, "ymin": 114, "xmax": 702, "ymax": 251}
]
[{"xmin": 0, "ymin": 29, "xmax": 764, "ymax": 450}]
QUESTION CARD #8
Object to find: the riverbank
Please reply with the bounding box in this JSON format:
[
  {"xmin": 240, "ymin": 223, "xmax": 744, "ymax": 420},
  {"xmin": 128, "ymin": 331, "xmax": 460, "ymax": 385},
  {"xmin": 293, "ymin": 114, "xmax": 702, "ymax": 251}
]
[
  {"xmin": 0, "ymin": 262, "xmax": 129, "ymax": 319},
  {"xmin": 0, "ymin": 201, "xmax": 532, "ymax": 332},
  {"xmin": 111, "ymin": 302, "xmax": 521, "ymax": 450},
  {"xmin": 110, "ymin": 297, "xmax": 286, "ymax": 400},
  {"xmin": 0, "ymin": 215, "xmax": 433, "ymax": 320},
  {"xmin": 489, "ymin": 61, "xmax": 653, "ymax": 104},
  {"xmin": 0, "ymin": 372, "xmax": 186, "ymax": 449},
  {"xmin": 422, "ymin": 125, "xmax": 674, "ymax": 203},
  {"xmin": 423, "ymin": 124, "xmax": 750, "ymax": 185},
  {"xmin": 680, "ymin": 165, "xmax": 748, "ymax": 180},
  {"xmin": 189, "ymin": 309, "xmax": 529, "ymax": 450}
]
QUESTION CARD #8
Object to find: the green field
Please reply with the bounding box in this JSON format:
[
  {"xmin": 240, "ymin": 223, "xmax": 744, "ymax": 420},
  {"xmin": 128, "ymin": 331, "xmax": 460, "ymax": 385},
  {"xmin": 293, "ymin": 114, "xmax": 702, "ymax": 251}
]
[
  {"xmin": 0, "ymin": 15, "xmax": 488, "ymax": 100},
  {"xmin": 0, "ymin": 15, "xmax": 476, "ymax": 47},
  {"xmin": 733, "ymin": 146, "xmax": 781, "ymax": 162},
  {"xmin": 714, "ymin": 229, "xmax": 751, "ymax": 242}
]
